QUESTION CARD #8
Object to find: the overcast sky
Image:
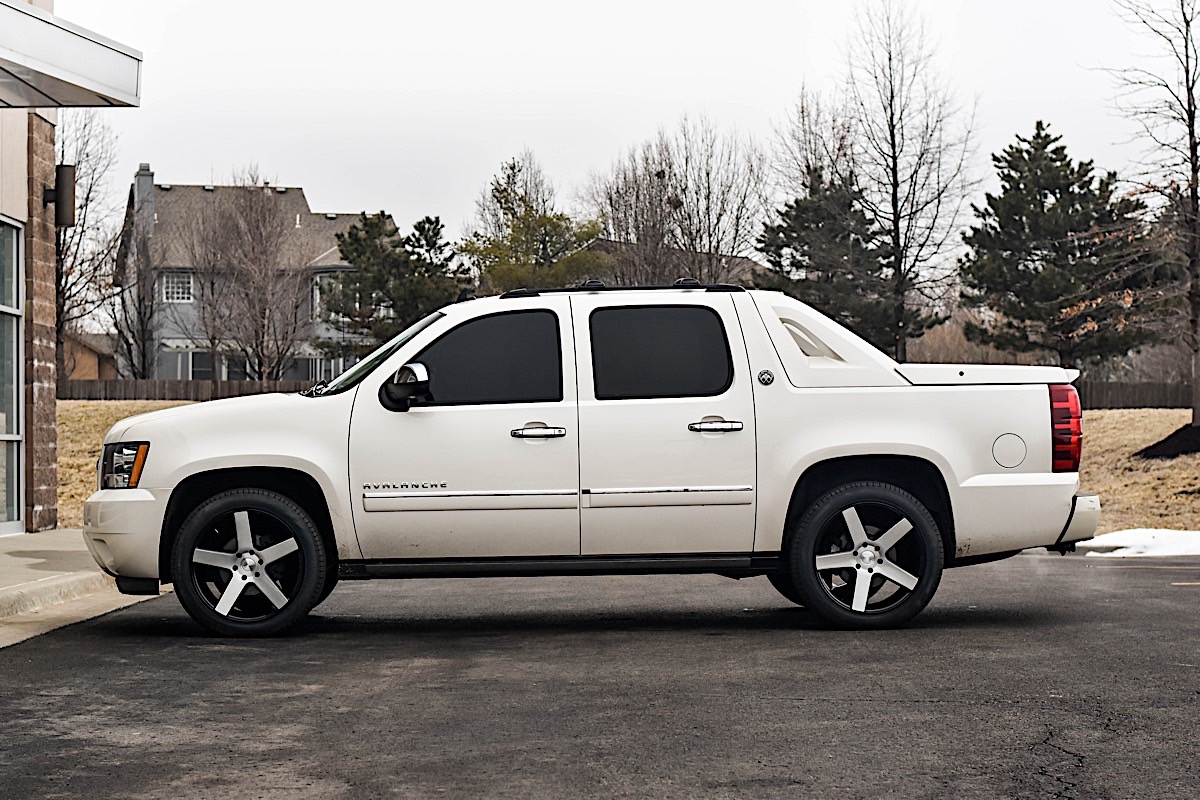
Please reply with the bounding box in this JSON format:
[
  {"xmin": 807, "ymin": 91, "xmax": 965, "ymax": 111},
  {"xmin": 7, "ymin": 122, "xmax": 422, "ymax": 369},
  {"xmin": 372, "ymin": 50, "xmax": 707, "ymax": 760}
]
[{"xmin": 57, "ymin": 0, "xmax": 1149, "ymax": 238}]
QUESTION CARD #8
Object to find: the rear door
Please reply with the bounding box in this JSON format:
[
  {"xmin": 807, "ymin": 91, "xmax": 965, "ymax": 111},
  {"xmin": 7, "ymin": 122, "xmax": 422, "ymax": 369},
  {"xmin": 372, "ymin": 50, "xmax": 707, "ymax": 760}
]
[{"xmin": 571, "ymin": 294, "xmax": 757, "ymax": 555}]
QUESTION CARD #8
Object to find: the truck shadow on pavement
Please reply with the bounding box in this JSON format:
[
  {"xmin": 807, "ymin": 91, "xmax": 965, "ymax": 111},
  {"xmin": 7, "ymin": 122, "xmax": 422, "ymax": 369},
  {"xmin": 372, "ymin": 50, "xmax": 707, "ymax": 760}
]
[{"xmin": 90, "ymin": 597, "xmax": 1062, "ymax": 640}]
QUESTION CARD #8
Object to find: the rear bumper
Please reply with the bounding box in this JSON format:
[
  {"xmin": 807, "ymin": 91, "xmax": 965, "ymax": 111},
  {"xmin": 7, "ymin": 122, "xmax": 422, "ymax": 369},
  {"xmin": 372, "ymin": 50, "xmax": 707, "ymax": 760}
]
[{"xmin": 1057, "ymin": 493, "xmax": 1101, "ymax": 545}]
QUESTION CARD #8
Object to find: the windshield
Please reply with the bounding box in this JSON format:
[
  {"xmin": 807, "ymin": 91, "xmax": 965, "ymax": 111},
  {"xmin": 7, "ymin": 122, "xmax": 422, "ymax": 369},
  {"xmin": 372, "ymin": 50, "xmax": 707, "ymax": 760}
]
[{"xmin": 315, "ymin": 312, "xmax": 445, "ymax": 395}]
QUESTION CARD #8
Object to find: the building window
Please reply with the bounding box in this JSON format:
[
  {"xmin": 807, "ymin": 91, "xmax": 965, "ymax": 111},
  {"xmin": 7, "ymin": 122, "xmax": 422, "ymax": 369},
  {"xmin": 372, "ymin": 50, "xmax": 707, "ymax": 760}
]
[
  {"xmin": 225, "ymin": 356, "xmax": 248, "ymax": 380},
  {"xmin": 190, "ymin": 351, "xmax": 212, "ymax": 381},
  {"xmin": 309, "ymin": 356, "xmax": 351, "ymax": 382},
  {"xmin": 0, "ymin": 222, "xmax": 22, "ymax": 530},
  {"xmin": 162, "ymin": 272, "xmax": 194, "ymax": 303}
]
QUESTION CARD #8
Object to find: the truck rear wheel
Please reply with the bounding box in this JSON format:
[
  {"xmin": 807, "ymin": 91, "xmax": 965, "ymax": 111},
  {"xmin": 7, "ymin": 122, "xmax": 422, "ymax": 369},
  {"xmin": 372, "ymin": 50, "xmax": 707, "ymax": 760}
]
[
  {"xmin": 786, "ymin": 481, "xmax": 943, "ymax": 629},
  {"xmin": 171, "ymin": 488, "xmax": 327, "ymax": 637}
]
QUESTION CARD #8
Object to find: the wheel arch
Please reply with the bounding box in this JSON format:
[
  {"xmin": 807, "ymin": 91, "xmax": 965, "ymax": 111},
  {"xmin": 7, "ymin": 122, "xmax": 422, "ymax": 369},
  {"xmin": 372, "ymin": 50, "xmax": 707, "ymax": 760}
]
[
  {"xmin": 159, "ymin": 467, "xmax": 337, "ymax": 584},
  {"xmin": 782, "ymin": 455, "xmax": 956, "ymax": 559}
]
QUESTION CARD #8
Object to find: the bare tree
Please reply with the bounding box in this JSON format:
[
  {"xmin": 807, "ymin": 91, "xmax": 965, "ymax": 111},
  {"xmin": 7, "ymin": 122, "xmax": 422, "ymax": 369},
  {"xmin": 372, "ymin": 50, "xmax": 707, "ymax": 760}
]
[
  {"xmin": 165, "ymin": 193, "xmax": 237, "ymax": 392},
  {"xmin": 843, "ymin": 1, "xmax": 974, "ymax": 361},
  {"xmin": 1112, "ymin": 0, "xmax": 1200, "ymax": 427},
  {"xmin": 586, "ymin": 133, "xmax": 682, "ymax": 285},
  {"xmin": 772, "ymin": 85, "xmax": 858, "ymax": 198},
  {"xmin": 587, "ymin": 116, "xmax": 767, "ymax": 285},
  {"xmin": 55, "ymin": 109, "xmax": 120, "ymax": 391},
  {"xmin": 671, "ymin": 117, "xmax": 768, "ymax": 283},
  {"xmin": 221, "ymin": 169, "xmax": 319, "ymax": 380},
  {"xmin": 470, "ymin": 148, "xmax": 556, "ymax": 242},
  {"xmin": 110, "ymin": 215, "xmax": 161, "ymax": 379}
]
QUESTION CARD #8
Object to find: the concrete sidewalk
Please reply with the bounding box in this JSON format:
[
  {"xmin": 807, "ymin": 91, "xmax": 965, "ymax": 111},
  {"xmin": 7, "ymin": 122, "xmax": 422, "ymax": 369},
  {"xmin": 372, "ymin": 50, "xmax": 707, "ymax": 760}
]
[{"xmin": 0, "ymin": 529, "xmax": 161, "ymax": 647}]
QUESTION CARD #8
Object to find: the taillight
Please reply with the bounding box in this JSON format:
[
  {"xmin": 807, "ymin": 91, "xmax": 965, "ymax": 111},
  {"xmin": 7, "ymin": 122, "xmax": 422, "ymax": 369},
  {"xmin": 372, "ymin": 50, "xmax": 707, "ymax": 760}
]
[{"xmin": 1049, "ymin": 384, "xmax": 1082, "ymax": 472}]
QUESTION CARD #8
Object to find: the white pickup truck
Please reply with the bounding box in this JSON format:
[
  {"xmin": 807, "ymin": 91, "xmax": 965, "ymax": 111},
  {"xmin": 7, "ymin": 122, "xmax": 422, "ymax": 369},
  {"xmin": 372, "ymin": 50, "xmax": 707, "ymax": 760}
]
[{"xmin": 84, "ymin": 281, "xmax": 1100, "ymax": 636}]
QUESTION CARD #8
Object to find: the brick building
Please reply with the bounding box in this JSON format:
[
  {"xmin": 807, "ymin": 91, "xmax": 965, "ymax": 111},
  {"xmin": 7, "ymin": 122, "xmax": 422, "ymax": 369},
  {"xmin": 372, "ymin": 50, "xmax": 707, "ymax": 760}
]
[{"xmin": 0, "ymin": 0, "xmax": 140, "ymax": 532}]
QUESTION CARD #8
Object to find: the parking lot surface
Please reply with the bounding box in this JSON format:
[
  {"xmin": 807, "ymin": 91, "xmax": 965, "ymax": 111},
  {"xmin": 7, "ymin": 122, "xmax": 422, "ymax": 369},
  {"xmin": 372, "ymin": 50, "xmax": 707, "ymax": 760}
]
[{"xmin": 1, "ymin": 552, "xmax": 1197, "ymax": 799}]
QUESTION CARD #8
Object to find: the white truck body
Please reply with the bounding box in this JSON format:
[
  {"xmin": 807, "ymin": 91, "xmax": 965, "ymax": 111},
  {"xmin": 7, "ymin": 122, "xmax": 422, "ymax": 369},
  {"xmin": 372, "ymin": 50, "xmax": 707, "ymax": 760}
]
[{"xmin": 83, "ymin": 287, "xmax": 1099, "ymax": 633}]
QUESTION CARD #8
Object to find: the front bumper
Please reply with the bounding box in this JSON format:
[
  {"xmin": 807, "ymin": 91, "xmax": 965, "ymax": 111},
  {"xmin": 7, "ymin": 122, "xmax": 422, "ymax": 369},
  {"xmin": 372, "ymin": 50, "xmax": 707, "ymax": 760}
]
[
  {"xmin": 1057, "ymin": 493, "xmax": 1101, "ymax": 546},
  {"xmin": 82, "ymin": 488, "xmax": 169, "ymax": 580}
]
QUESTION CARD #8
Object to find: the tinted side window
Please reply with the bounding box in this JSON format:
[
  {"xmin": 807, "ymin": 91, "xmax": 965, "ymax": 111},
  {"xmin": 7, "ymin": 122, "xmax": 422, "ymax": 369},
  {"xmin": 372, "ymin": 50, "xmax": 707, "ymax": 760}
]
[
  {"xmin": 590, "ymin": 305, "xmax": 733, "ymax": 400},
  {"xmin": 416, "ymin": 310, "xmax": 562, "ymax": 405}
]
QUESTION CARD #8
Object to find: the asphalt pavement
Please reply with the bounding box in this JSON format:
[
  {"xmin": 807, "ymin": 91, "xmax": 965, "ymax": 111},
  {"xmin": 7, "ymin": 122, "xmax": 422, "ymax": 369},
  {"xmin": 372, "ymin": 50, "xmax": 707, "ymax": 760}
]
[{"xmin": 1, "ymin": 552, "xmax": 1197, "ymax": 799}]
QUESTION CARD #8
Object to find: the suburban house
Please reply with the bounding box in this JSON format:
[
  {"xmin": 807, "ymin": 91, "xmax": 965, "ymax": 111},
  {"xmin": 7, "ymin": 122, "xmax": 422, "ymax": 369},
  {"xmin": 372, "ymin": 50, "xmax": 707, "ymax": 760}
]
[
  {"xmin": 114, "ymin": 164, "xmax": 359, "ymax": 382},
  {"xmin": 64, "ymin": 331, "xmax": 117, "ymax": 380},
  {"xmin": 0, "ymin": 0, "xmax": 141, "ymax": 532}
]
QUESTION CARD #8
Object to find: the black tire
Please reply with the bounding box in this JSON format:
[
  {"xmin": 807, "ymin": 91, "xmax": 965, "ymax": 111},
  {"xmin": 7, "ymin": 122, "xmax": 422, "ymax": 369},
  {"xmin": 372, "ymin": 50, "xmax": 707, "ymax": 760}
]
[
  {"xmin": 766, "ymin": 571, "xmax": 805, "ymax": 606},
  {"xmin": 171, "ymin": 488, "xmax": 327, "ymax": 637},
  {"xmin": 313, "ymin": 570, "xmax": 338, "ymax": 609},
  {"xmin": 786, "ymin": 481, "xmax": 943, "ymax": 629}
]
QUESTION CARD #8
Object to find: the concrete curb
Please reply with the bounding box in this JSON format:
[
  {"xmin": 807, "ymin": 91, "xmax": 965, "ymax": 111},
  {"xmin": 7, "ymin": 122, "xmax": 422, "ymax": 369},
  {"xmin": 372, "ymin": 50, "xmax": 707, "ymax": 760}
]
[{"xmin": 0, "ymin": 570, "xmax": 117, "ymax": 619}]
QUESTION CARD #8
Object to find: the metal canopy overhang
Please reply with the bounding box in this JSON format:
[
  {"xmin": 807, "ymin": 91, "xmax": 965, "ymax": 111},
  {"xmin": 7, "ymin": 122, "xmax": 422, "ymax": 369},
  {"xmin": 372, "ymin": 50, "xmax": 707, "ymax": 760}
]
[{"xmin": 0, "ymin": 0, "xmax": 141, "ymax": 108}]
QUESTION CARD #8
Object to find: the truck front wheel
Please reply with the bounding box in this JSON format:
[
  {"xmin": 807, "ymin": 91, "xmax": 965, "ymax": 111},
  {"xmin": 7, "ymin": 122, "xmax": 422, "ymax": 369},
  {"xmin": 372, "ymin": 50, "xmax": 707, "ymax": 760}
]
[
  {"xmin": 766, "ymin": 572, "xmax": 805, "ymax": 606},
  {"xmin": 171, "ymin": 488, "xmax": 327, "ymax": 637},
  {"xmin": 786, "ymin": 481, "xmax": 943, "ymax": 629}
]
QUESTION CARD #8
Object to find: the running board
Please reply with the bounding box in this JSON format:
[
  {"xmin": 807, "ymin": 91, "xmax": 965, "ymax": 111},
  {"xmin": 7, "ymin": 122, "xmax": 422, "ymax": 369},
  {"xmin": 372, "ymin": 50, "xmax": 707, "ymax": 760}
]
[{"xmin": 338, "ymin": 553, "xmax": 783, "ymax": 580}]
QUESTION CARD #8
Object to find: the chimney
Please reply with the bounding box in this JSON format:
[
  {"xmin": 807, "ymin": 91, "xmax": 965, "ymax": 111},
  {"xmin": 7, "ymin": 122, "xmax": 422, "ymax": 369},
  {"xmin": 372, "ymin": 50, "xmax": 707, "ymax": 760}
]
[{"xmin": 134, "ymin": 162, "xmax": 155, "ymax": 234}]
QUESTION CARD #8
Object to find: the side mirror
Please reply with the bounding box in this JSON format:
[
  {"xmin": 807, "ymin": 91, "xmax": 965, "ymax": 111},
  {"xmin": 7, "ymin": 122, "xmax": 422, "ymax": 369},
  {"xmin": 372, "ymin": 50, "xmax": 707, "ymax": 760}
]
[{"xmin": 379, "ymin": 362, "xmax": 431, "ymax": 412}]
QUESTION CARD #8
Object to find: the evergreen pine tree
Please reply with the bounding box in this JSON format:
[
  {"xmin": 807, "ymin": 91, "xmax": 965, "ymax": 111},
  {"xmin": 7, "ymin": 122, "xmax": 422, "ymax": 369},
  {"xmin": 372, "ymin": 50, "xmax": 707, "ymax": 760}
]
[
  {"xmin": 961, "ymin": 122, "xmax": 1155, "ymax": 368},
  {"xmin": 757, "ymin": 167, "xmax": 895, "ymax": 352},
  {"xmin": 320, "ymin": 214, "xmax": 467, "ymax": 359},
  {"xmin": 461, "ymin": 158, "xmax": 613, "ymax": 292}
]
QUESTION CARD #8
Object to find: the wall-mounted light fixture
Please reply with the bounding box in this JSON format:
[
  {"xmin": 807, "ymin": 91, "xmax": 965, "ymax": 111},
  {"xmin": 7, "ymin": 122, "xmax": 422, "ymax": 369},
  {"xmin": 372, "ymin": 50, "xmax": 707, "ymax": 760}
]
[{"xmin": 43, "ymin": 164, "xmax": 76, "ymax": 228}]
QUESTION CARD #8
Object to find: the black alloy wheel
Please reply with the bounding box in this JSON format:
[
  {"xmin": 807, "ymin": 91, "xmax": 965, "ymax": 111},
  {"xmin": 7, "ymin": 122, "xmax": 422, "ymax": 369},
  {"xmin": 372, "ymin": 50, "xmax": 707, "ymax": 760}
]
[
  {"xmin": 787, "ymin": 481, "xmax": 943, "ymax": 629},
  {"xmin": 171, "ymin": 488, "xmax": 326, "ymax": 637}
]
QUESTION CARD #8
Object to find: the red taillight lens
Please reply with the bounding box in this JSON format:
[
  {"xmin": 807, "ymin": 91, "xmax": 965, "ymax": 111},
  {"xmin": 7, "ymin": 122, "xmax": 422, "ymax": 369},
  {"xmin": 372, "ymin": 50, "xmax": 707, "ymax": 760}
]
[{"xmin": 1049, "ymin": 384, "xmax": 1082, "ymax": 473}]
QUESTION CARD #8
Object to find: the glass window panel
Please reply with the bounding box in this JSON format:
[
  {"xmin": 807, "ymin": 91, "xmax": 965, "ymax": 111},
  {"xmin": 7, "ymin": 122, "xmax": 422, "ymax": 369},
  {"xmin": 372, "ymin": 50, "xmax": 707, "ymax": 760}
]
[
  {"xmin": 0, "ymin": 441, "xmax": 18, "ymax": 523},
  {"xmin": 161, "ymin": 272, "xmax": 193, "ymax": 303},
  {"xmin": 0, "ymin": 314, "xmax": 17, "ymax": 435},
  {"xmin": 191, "ymin": 351, "xmax": 212, "ymax": 381},
  {"xmin": 590, "ymin": 305, "xmax": 732, "ymax": 400},
  {"xmin": 0, "ymin": 224, "xmax": 16, "ymax": 309},
  {"xmin": 225, "ymin": 356, "xmax": 248, "ymax": 380},
  {"xmin": 415, "ymin": 310, "xmax": 562, "ymax": 405}
]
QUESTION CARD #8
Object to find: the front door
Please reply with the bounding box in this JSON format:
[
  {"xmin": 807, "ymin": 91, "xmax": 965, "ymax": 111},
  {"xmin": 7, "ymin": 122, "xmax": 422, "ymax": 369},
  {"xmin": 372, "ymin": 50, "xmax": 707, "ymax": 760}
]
[
  {"xmin": 349, "ymin": 299, "xmax": 580, "ymax": 559},
  {"xmin": 571, "ymin": 295, "xmax": 757, "ymax": 555}
]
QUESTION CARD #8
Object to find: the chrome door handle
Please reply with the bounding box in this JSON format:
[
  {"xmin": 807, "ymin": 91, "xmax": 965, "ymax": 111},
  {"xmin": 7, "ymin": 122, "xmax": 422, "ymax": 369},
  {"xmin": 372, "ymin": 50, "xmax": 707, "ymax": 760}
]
[
  {"xmin": 511, "ymin": 427, "xmax": 567, "ymax": 439},
  {"xmin": 688, "ymin": 421, "xmax": 744, "ymax": 433}
]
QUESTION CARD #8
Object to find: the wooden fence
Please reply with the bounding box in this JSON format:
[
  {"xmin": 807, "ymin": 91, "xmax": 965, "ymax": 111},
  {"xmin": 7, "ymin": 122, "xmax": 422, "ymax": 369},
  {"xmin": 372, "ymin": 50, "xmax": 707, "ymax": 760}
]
[
  {"xmin": 1076, "ymin": 380, "xmax": 1189, "ymax": 410},
  {"xmin": 61, "ymin": 379, "xmax": 312, "ymax": 402},
  {"xmin": 60, "ymin": 378, "xmax": 1191, "ymax": 408}
]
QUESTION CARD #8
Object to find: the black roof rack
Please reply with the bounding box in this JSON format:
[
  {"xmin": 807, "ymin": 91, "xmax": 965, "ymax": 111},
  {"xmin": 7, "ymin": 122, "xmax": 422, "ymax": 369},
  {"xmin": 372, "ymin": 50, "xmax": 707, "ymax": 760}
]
[{"xmin": 499, "ymin": 278, "xmax": 745, "ymax": 299}]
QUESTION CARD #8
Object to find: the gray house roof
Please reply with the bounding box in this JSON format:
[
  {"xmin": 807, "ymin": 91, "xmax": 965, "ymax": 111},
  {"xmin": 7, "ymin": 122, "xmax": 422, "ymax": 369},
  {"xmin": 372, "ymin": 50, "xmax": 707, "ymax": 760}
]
[{"xmin": 148, "ymin": 183, "xmax": 359, "ymax": 270}]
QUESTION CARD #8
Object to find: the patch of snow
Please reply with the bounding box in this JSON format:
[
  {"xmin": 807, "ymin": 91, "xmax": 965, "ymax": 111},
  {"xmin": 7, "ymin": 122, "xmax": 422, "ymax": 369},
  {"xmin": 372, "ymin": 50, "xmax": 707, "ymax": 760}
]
[{"xmin": 1078, "ymin": 529, "xmax": 1200, "ymax": 558}]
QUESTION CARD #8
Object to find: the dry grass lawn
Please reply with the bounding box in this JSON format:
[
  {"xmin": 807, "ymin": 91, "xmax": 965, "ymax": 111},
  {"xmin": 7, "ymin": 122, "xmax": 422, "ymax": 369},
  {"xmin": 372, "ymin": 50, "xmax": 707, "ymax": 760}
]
[
  {"xmin": 1081, "ymin": 409, "xmax": 1200, "ymax": 534},
  {"xmin": 57, "ymin": 400, "xmax": 191, "ymax": 529},
  {"xmin": 55, "ymin": 402, "xmax": 1199, "ymax": 534}
]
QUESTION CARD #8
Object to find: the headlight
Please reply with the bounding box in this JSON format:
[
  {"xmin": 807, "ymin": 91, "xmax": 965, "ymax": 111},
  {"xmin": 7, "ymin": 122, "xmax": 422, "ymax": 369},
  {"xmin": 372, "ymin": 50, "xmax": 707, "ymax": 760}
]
[{"xmin": 99, "ymin": 442, "xmax": 150, "ymax": 489}]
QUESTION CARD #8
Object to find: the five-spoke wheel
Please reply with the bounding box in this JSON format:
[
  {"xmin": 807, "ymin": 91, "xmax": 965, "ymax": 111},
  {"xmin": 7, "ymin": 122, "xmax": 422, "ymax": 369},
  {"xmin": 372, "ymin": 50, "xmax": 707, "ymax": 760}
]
[
  {"xmin": 172, "ymin": 489, "xmax": 327, "ymax": 636},
  {"xmin": 786, "ymin": 482, "xmax": 943, "ymax": 628}
]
